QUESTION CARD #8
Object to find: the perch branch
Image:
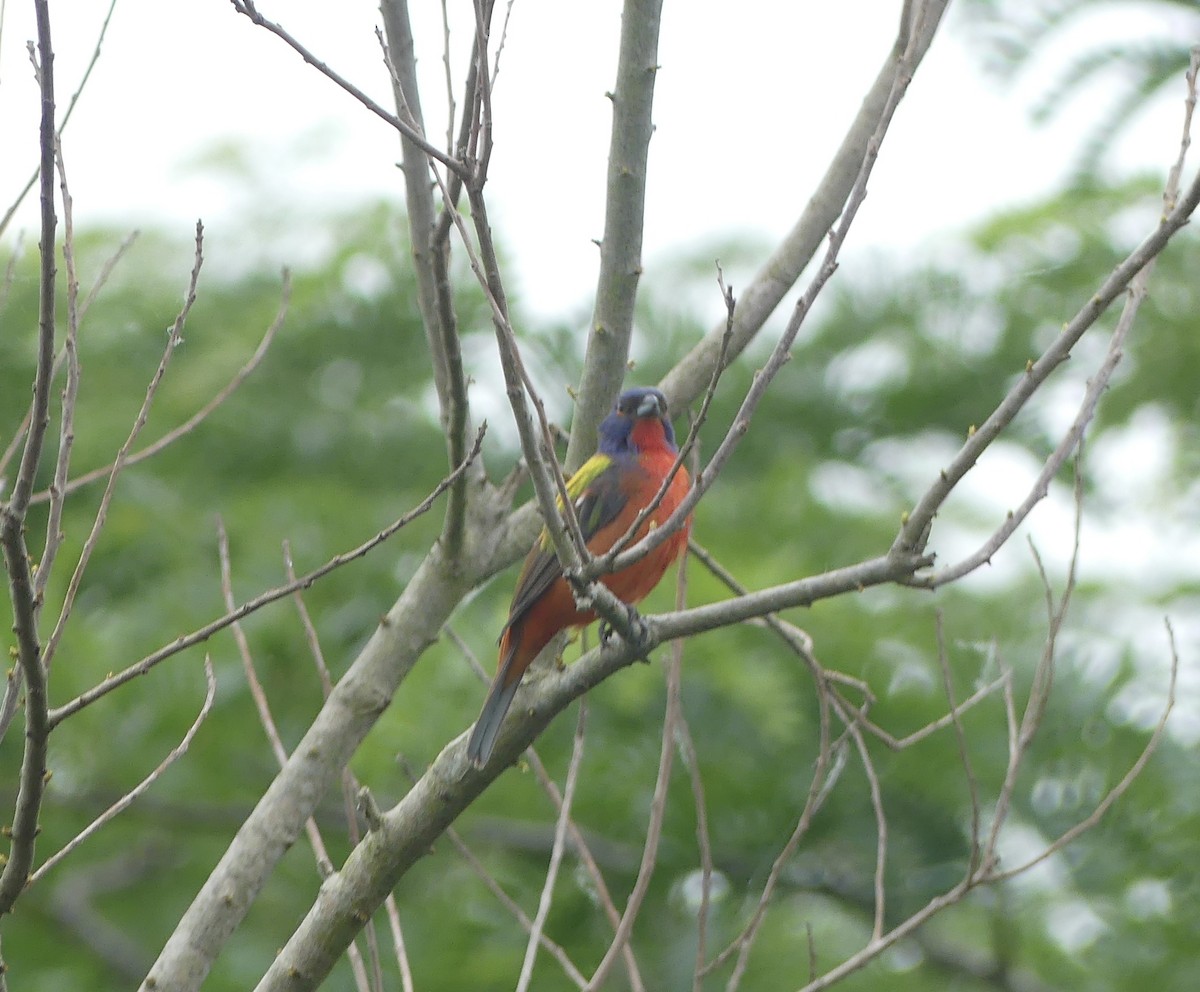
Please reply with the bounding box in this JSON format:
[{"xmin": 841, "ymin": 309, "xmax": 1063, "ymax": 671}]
[{"xmin": 567, "ymin": 0, "xmax": 667, "ymax": 470}]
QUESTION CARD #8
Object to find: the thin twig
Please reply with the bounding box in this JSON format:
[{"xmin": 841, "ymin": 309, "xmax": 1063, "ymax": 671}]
[
  {"xmin": 680, "ymin": 711, "xmax": 715, "ymax": 992},
  {"xmin": 32, "ymin": 271, "xmax": 290, "ymax": 505},
  {"xmin": 0, "ymin": 0, "xmax": 58, "ymax": 914},
  {"xmin": 43, "ymin": 222, "xmax": 205, "ymax": 672},
  {"xmin": 35, "ymin": 141, "xmax": 83, "ymax": 608},
  {"xmin": 934, "ymin": 612, "xmax": 982, "ymax": 876},
  {"xmin": 28, "ymin": 658, "xmax": 217, "ymax": 886},
  {"xmin": 1, "ymin": 231, "xmax": 140, "ymax": 494},
  {"xmin": 441, "ymin": 824, "xmax": 589, "ymax": 988},
  {"xmin": 604, "ymin": 1, "xmax": 950, "ymax": 582},
  {"xmin": 583, "ymin": 280, "xmax": 734, "ymax": 579},
  {"xmin": 228, "ymin": 0, "xmax": 465, "ymax": 176},
  {"xmin": 988, "ymin": 619, "xmax": 1178, "ymax": 883},
  {"xmin": 382, "ymin": 897, "xmax": 416, "ymax": 992},
  {"xmin": 525, "ymin": 753, "xmax": 646, "ymax": 990},
  {"xmin": 438, "ymin": 0, "xmax": 455, "ymax": 153},
  {"xmin": 47, "ymin": 425, "xmax": 486, "ymax": 727},
  {"xmin": 566, "ymin": 0, "xmax": 666, "ymax": 471},
  {"xmin": 489, "ymin": 0, "xmax": 517, "ymax": 87},
  {"xmin": 897, "ymin": 192, "xmax": 1200, "ymax": 575},
  {"xmin": 219, "ymin": 522, "xmax": 374, "ymax": 988},
  {"xmin": 848, "ymin": 715, "xmax": 888, "ymax": 941},
  {"xmin": 917, "ymin": 46, "xmax": 1200, "ymax": 586},
  {"xmin": 588, "ymin": 538, "xmax": 691, "ymax": 992},
  {"xmin": 445, "ymin": 623, "xmax": 646, "ymax": 991},
  {"xmin": 711, "ymin": 656, "xmax": 836, "ymax": 983},
  {"xmin": 0, "ymin": 232, "xmax": 24, "ymax": 319},
  {"xmin": 377, "ymin": 1, "xmax": 476, "ymax": 560},
  {"xmin": 516, "ymin": 702, "xmax": 587, "ymax": 992},
  {"xmin": 585, "ymin": 653, "xmax": 682, "ymax": 991},
  {"xmin": 0, "ymin": 0, "xmax": 119, "ymax": 241},
  {"xmin": 282, "ymin": 543, "xmax": 390, "ymax": 991}
]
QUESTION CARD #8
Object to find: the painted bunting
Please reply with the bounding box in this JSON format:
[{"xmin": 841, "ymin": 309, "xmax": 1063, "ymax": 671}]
[{"xmin": 466, "ymin": 387, "xmax": 693, "ymax": 767}]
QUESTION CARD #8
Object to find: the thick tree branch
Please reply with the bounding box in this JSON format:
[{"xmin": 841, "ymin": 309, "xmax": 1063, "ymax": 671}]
[
  {"xmin": 567, "ymin": 0, "xmax": 666, "ymax": 471},
  {"xmin": 659, "ymin": 0, "xmax": 949, "ymax": 411},
  {"xmin": 601, "ymin": 0, "xmax": 949, "ymax": 579},
  {"xmin": 140, "ymin": 546, "xmax": 473, "ymax": 991},
  {"xmin": 379, "ymin": 0, "xmax": 476, "ymax": 559},
  {"xmin": 252, "ymin": 550, "xmax": 921, "ymax": 990}
]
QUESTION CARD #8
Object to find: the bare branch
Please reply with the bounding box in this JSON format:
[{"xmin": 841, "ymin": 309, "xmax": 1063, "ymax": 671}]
[
  {"xmin": 987, "ymin": 620, "xmax": 1178, "ymax": 883},
  {"xmin": 516, "ymin": 702, "xmax": 587, "ymax": 992},
  {"xmin": 567, "ymin": 0, "xmax": 666, "ymax": 470},
  {"xmin": 42, "ymin": 222, "xmax": 204, "ymax": 672},
  {"xmin": 0, "ymin": 0, "xmax": 57, "ymax": 913},
  {"xmin": 584, "ymin": 653, "xmax": 680, "ymax": 991},
  {"xmin": 522, "ymin": 742, "xmax": 646, "ymax": 990},
  {"xmin": 445, "ymin": 623, "xmax": 645, "ymax": 991},
  {"xmin": 283, "ymin": 544, "xmax": 384, "ymax": 992},
  {"xmin": 382, "ymin": 896, "xmax": 416, "ymax": 992},
  {"xmin": 31, "ymin": 270, "xmax": 290, "ymax": 505},
  {"xmin": 935, "ymin": 612, "xmax": 983, "ymax": 876},
  {"xmin": 29, "ymin": 658, "xmax": 217, "ymax": 886},
  {"xmin": 49, "ymin": 425, "xmax": 486, "ymax": 728},
  {"xmin": 679, "ymin": 711, "xmax": 715, "ymax": 992},
  {"xmin": 659, "ymin": 0, "xmax": 950, "ymax": 410},
  {"xmin": 218, "ymin": 522, "xmax": 379, "ymax": 988},
  {"xmin": 0, "ymin": 233, "xmax": 25, "ymax": 319},
  {"xmin": 227, "ymin": 0, "xmax": 465, "ymax": 177},
  {"xmin": 587, "ymin": 542, "xmax": 690, "ymax": 991},
  {"xmin": 895, "ymin": 178, "xmax": 1200, "ymax": 569},
  {"xmin": 912, "ymin": 44, "xmax": 1200, "ymax": 585},
  {"xmin": 377, "ymin": 1, "xmax": 477, "ymax": 561},
  {"xmin": 711, "ymin": 657, "xmax": 836, "ymax": 983},
  {"xmin": 34, "ymin": 141, "xmax": 82, "ymax": 608},
  {"xmin": 603, "ymin": 1, "xmax": 952, "ymax": 582},
  {"xmin": 983, "ymin": 451, "xmax": 1084, "ymax": 873},
  {"xmin": 582, "ymin": 291, "xmax": 732, "ymax": 578},
  {"xmin": 850, "ymin": 714, "xmax": 888, "ymax": 942},
  {"xmin": 441, "ymin": 822, "xmax": 589, "ymax": 988},
  {"xmin": 0, "ymin": 230, "xmax": 140, "ymax": 490}
]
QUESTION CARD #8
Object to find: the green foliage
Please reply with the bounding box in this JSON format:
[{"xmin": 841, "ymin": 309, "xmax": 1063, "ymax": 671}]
[{"xmin": 1, "ymin": 168, "xmax": 1196, "ymax": 990}]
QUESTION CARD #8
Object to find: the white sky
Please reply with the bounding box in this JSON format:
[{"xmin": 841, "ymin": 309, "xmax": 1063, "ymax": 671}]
[{"xmin": 0, "ymin": 1, "xmax": 1185, "ymax": 318}]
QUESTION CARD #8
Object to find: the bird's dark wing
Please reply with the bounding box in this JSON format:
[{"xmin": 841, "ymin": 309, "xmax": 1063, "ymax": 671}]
[{"xmin": 500, "ymin": 453, "xmax": 632, "ymax": 636}]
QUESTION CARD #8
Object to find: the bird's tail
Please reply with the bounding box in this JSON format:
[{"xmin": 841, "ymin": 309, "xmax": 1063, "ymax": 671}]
[{"xmin": 466, "ymin": 666, "xmax": 521, "ymax": 767}]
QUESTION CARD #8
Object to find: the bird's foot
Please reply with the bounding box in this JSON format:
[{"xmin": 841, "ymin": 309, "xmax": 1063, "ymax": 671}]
[{"xmin": 599, "ymin": 604, "xmax": 650, "ymax": 661}]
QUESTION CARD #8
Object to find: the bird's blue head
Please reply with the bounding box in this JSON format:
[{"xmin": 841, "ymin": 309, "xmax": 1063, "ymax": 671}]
[{"xmin": 596, "ymin": 387, "xmax": 678, "ymax": 456}]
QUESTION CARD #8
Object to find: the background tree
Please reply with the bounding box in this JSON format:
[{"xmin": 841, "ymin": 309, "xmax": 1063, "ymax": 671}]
[{"xmin": 0, "ymin": 1, "xmax": 1196, "ymax": 991}]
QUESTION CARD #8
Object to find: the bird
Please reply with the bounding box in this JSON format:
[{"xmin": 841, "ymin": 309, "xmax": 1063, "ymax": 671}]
[{"xmin": 466, "ymin": 386, "xmax": 693, "ymax": 767}]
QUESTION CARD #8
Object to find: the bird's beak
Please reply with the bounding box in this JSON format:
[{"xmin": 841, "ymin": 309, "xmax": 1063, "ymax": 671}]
[{"xmin": 636, "ymin": 393, "xmax": 663, "ymax": 418}]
